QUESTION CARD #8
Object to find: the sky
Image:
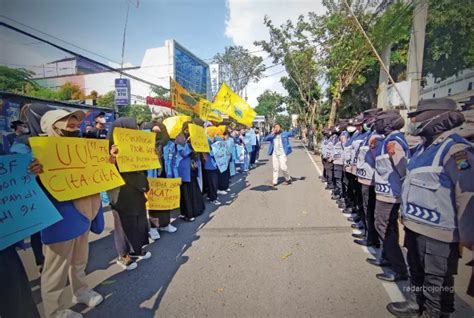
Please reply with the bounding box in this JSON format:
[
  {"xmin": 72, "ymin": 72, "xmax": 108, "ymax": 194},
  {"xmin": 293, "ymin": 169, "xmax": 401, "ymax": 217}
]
[{"xmin": 1, "ymin": 0, "xmax": 325, "ymax": 106}]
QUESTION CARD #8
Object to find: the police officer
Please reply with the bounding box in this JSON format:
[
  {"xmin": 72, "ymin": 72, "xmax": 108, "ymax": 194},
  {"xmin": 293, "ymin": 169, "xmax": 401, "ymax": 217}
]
[
  {"xmin": 320, "ymin": 129, "xmax": 330, "ymax": 184},
  {"xmin": 332, "ymin": 120, "xmax": 347, "ymax": 200},
  {"xmin": 387, "ymin": 98, "xmax": 474, "ymax": 317},
  {"xmin": 353, "ymin": 109, "xmax": 382, "ymax": 247},
  {"xmin": 325, "ymin": 127, "xmax": 338, "ymax": 191},
  {"xmin": 341, "ymin": 118, "xmax": 359, "ymax": 214},
  {"xmin": 369, "ymin": 110, "xmax": 409, "ymax": 282}
]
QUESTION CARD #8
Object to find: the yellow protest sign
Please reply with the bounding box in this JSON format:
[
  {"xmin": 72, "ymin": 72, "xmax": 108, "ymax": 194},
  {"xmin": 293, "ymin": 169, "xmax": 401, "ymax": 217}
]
[
  {"xmin": 163, "ymin": 115, "xmax": 191, "ymax": 139},
  {"xmin": 29, "ymin": 137, "xmax": 125, "ymax": 202},
  {"xmin": 198, "ymin": 99, "xmax": 223, "ymax": 123},
  {"xmin": 146, "ymin": 177, "xmax": 181, "ymax": 210},
  {"xmin": 170, "ymin": 78, "xmax": 199, "ymax": 115},
  {"xmin": 213, "ymin": 82, "xmax": 256, "ymax": 126},
  {"xmin": 113, "ymin": 128, "xmax": 161, "ymax": 172},
  {"xmin": 188, "ymin": 123, "xmax": 210, "ymax": 153}
]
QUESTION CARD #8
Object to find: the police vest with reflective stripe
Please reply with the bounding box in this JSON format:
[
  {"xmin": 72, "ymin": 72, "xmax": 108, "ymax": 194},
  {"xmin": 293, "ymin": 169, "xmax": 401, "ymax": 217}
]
[
  {"xmin": 374, "ymin": 131, "xmax": 409, "ymax": 198},
  {"xmin": 351, "ymin": 131, "xmax": 369, "ymax": 168},
  {"xmin": 401, "ymin": 133, "xmax": 470, "ymax": 235},
  {"xmin": 356, "ymin": 132, "xmax": 381, "ymax": 180},
  {"xmin": 333, "ymin": 139, "xmax": 344, "ymax": 165},
  {"xmin": 342, "ymin": 132, "xmax": 355, "ymax": 167}
]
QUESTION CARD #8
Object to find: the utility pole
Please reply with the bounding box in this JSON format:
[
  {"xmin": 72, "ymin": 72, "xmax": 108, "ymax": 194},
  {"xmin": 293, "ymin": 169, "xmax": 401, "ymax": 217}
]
[
  {"xmin": 406, "ymin": 0, "xmax": 428, "ymax": 111},
  {"xmin": 377, "ymin": 44, "xmax": 392, "ymax": 110}
]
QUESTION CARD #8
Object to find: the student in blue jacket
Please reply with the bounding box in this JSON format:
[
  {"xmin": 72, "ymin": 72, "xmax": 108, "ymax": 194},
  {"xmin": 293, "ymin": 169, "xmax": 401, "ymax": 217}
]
[
  {"xmin": 38, "ymin": 109, "xmax": 105, "ymax": 318},
  {"xmin": 265, "ymin": 123, "xmax": 293, "ymax": 186},
  {"xmin": 204, "ymin": 136, "xmax": 221, "ymax": 206}
]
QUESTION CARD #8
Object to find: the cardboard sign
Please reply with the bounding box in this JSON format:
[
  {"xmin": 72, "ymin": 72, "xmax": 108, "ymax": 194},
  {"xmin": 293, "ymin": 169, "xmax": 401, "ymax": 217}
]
[
  {"xmin": 163, "ymin": 115, "xmax": 191, "ymax": 139},
  {"xmin": 146, "ymin": 178, "xmax": 181, "ymax": 210},
  {"xmin": 0, "ymin": 154, "xmax": 63, "ymax": 250},
  {"xmin": 30, "ymin": 137, "xmax": 125, "ymax": 201},
  {"xmin": 113, "ymin": 127, "xmax": 161, "ymax": 172},
  {"xmin": 211, "ymin": 141, "xmax": 230, "ymax": 173},
  {"xmin": 189, "ymin": 124, "xmax": 210, "ymax": 153}
]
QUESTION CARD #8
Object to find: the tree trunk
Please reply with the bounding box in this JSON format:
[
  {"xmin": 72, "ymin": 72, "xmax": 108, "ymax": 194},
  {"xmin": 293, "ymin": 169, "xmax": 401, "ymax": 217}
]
[{"xmin": 328, "ymin": 98, "xmax": 339, "ymax": 127}]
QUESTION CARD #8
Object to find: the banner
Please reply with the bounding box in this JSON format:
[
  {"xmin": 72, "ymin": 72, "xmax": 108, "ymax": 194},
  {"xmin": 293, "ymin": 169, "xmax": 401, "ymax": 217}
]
[
  {"xmin": 146, "ymin": 178, "xmax": 181, "ymax": 210},
  {"xmin": 113, "ymin": 128, "xmax": 161, "ymax": 172},
  {"xmin": 198, "ymin": 99, "xmax": 223, "ymax": 123},
  {"xmin": 30, "ymin": 137, "xmax": 125, "ymax": 201},
  {"xmin": 0, "ymin": 154, "xmax": 63, "ymax": 250},
  {"xmin": 170, "ymin": 78, "xmax": 199, "ymax": 115},
  {"xmin": 163, "ymin": 115, "xmax": 191, "ymax": 139},
  {"xmin": 188, "ymin": 124, "xmax": 210, "ymax": 153},
  {"xmin": 211, "ymin": 141, "xmax": 230, "ymax": 173},
  {"xmin": 213, "ymin": 82, "xmax": 256, "ymax": 127}
]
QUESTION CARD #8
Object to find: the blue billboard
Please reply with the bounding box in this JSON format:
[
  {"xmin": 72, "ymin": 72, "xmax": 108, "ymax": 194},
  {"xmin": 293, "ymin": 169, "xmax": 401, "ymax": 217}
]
[{"xmin": 174, "ymin": 44, "xmax": 209, "ymax": 96}]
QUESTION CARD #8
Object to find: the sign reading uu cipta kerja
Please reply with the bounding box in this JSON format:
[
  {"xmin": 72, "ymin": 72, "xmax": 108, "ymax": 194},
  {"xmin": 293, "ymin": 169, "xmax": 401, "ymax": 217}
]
[{"xmin": 115, "ymin": 78, "xmax": 130, "ymax": 106}]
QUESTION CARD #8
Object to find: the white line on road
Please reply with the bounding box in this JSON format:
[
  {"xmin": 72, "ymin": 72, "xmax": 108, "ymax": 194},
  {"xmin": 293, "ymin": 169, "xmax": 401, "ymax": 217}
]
[{"xmin": 301, "ymin": 139, "xmax": 406, "ymax": 305}]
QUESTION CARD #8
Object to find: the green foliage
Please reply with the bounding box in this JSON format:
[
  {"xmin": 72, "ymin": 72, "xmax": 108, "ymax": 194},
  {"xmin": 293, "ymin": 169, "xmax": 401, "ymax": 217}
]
[
  {"xmin": 212, "ymin": 46, "xmax": 265, "ymax": 94},
  {"xmin": 275, "ymin": 114, "xmax": 291, "ymax": 130},
  {"xmin": 0, "ymin": 66, "xmax": 37, "ymax": 93},
  {"xmin": 118, "ymin": 104, "xmax": 152, "ymax": 125},
  {"xmin": 151, "ymin": 85, "xmax": 170, "ymax": 99},
  {"xmin": 96, "ymin": 91, "xmax": 115, "ymax": 108},
  {"xmin": 423, "ymin": 0, "xmax": 474, "ymax": 80},
  {"xmin": 255, "ymin": 90, "xmax": 285, "ymax": 125}
]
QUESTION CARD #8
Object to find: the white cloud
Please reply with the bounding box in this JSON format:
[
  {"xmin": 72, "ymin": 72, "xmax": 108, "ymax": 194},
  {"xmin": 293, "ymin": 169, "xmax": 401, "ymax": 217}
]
[{"xmin": 225, "ymin": 0, "xmax": 325, "ymax": 107}]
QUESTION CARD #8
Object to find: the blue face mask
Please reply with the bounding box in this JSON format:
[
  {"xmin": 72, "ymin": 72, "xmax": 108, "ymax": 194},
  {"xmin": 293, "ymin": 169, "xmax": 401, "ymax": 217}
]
[{"xmin": 363, "ymin": 123, "xmax": 371, "ymax": 131}]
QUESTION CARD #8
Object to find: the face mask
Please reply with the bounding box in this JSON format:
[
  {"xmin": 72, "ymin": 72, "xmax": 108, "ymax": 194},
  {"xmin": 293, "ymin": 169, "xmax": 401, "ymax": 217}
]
[
  {"xmin": 363, "ymin": 123, "xmax": 370, "ymax": 132},
  {"xmin": 97, "ymin": 117, "xmax": 106, "ymax": 124},
  {"xmin": 20, "ymin": 126, "xmax": 30, "ymax": 134},
  {"xmin": 407, "ymin": 112, "xmax": 448, "ymax": 136},
  {"xmin": 347, "ymin": 126, "xmax": 356, "ymax": 133},
  {"xmin": 61, "ymin": 129, "xmax": 81, "ymax": 137}
]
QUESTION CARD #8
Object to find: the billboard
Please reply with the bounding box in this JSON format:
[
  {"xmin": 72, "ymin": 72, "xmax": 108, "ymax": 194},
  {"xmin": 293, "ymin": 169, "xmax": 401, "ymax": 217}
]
[
  {"xmin": 115, "ymin": 78, "xmax": 131, "ymax": 106},
  {"xmin": 174, "ymin": 44, "xmax": 209, "ymax": 96}
]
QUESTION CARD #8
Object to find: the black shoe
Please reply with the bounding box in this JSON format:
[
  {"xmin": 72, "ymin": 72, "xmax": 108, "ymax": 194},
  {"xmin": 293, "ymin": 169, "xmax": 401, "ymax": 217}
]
[
  {"xmin": 386, "ymin": 301, "xmax": 420, "ymax": 317},
  {"xmin": 376, "ymin": 272, "xmax": 408, "ymax": 282},
  {"xmin": 352, "ymin": 233, "xmax": 365, "ymax": 239},
  {"xmin": 338, "ymin": 203, "xmax": 347, "ymax": 209},
  {"xmin": 347, "ymin": 216, "xmax": 361, "ymax": 223},
  {"xmin": 351, "ymin": 223, "xmax": 363, "ymax": 230},
  {"xmin": 353, "ymin": 239, "xmax": 379, "ymax": 248},
  {"xmin": 366, "ymin": 258, "xmax": 391, "ymax": 267},
  {"xmin": 343, "ymin": 207, "xmax": 353, "ymax": 214}
]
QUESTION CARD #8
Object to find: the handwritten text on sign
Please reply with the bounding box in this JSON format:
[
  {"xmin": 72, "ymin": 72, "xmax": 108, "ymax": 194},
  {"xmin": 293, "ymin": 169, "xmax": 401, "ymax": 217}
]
[
  {"xmin": 30, "ymin": 137, "xmax": 125, "ymax": 201},
  {"xmin": 146, "ymin": 178, "xmax": 181, "ymax": 210},
  {"xmin": 211, "ymin": 141, "xmax": 230, "ymax": 173},
  {"xmin": 113, "ymin": 128, "xmax": 161, "ymax": 172},
  {"xmin": 0, "ymin": 154, "xmax": 62, "ymax": 250},
  {"xmin": 189, "ymin": 124, "xmax": 210, "ymax": 153}
]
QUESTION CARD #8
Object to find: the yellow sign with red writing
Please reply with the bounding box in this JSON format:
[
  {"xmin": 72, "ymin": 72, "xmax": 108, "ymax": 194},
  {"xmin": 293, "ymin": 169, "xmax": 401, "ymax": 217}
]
[
  {"xmin": 29, "ymin": 137, "xmax": 125, "ymax": 201},
  {"xmin": 113, "ymin": 128, "xmax": 161, "ymax": 172},
  {"xmin": 146, "ymin": 177, "xmax": 181, "ymax": 210},
  {"xmin": 188, "ymin": 123, "xmax": 210, "ymax": 153}
]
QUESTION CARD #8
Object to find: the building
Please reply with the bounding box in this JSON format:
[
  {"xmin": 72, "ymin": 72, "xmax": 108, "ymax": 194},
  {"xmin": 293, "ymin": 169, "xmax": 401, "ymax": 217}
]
[
  {"xmin": 420, "ymin": 69, "xmax": 473, "ymax": 103},
  {"xmin": 32, "ymin": 39, "xmax": 211, "ymax": 114}
]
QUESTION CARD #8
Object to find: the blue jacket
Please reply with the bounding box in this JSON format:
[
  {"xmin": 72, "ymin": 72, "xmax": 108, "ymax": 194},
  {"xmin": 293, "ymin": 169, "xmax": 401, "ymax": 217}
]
[
  {"xmin": 163, "ymin": 141, "xmax": 178, "ymax": 178},
  {"xmin": 265, "ymin": 131, "xmax": 293, "ymax": 156},
  {"xmin": 41, "ymin": 196, "xmax": 104, "ymax": 244},
  {"xmin": 204, "ymin": 138, "xmax": 218, "ymax": 170},
  {"xmin": 175, "ymin": 142, "xmax": 193, "ymax": 182}
]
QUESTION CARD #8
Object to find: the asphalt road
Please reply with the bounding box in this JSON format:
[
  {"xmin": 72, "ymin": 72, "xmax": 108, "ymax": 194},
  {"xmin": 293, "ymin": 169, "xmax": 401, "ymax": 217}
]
[{"xmin": 20, "ymin": 140, "xmax": 473, "ymax": 317}]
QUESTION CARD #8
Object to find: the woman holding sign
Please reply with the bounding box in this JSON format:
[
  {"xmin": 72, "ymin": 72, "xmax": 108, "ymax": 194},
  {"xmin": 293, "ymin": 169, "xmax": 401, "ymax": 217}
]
[
  {"xmin": 175, "ymin": 122, "xmax": 205, "ymax": 221},
  {"xmin": 37, "ymin": 109, "xmax": 105, "ymax": 318}
]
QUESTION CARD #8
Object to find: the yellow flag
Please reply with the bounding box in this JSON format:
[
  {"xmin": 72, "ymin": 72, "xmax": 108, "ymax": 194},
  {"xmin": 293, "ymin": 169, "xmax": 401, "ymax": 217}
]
[
  {"xmin": 29, "ymin": 137, "xmax": 125, "ymax": 201},
  {"xmin": 113, "ymin": 128, "xmax": 161, "ymax": 172},
  {"xmin": 163, "ymin": 115, "xmax": 192, "ymax": 139},
  {"xmin": 170, "ymin": 78, "xmax": 199, "ymax": 115},
  {"xmin": 146, "ymin": 178, "xmax": 181, "ymax": 210},
  {"xmin": 213, "ymin": 82, "xmax": 256, "ymax": 126},
  {"xmin": 198, "ymin": 99, "xmax": 223, "ymax": 123},
  {"xmin": 188, "ymin": 123, "xmax": 210, "ymax": 153}
]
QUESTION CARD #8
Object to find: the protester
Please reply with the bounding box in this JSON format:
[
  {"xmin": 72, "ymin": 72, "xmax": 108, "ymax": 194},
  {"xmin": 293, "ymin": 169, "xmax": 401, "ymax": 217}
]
[
  {"xmin": 89, "ymin": 111, "xmax": 108, "ymax": 139},
  {"xmin": 217, "ymin": 131, "xmax": 231, "ymax": 194},
  {"xmin": 254, "ymin": 127, "xmax": 262, "ymax": 163},
  {"xmin": 265, "ymin": 123, "xmax": 293, "ymax": 186},
  {"xmin": 204, "ymin": 135, "xmax": 221, "ymax": 205},
  {"xmin": 39, "ymin": 109, "xmax": 105, "ymax": 318},
  {"xmin": 6, "ymin": 120, "xmax": 29, "ymax": 146},
  {"xmin": 108, "ymin": 118, "xmax": 151, "ymax": 268}
]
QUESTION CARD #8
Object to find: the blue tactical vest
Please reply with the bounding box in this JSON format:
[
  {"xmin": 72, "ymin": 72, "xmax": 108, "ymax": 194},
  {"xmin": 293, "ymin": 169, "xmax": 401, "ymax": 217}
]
[
  {"xmin": 333, "ymin": 135, "xmax": 344, "ymax": 165},
  {"xmin": 351, "ymin": 131, "xmax": 369, "ymax": 174},
  {"xmin": 343, "ymin": 131, "xmax": 357, "ymax": 171},
  {"xmin": 401, "ymin": 133, "xmax": 471, "ymax": 238},
  {"xmin": 321, "ymin": 137, "xmax": 329, "ymax": 158},
  {"xmin": 374, "ymin": 131, "xmax": 409, "ymax": 198},
  {"xmin": 326, "ymin": 135, "xmax": 337, "ymax": 161},
  {"xmin": 356, "ymin": 131, "xmax": 382, "ymax": 181}
]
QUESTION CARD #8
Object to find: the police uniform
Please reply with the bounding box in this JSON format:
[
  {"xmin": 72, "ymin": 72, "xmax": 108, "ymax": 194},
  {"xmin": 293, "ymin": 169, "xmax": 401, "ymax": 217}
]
[
  {"xmin": 342, "ymin": 124, "xmax": 359, "ymax": 214},
  {"xmin": 333, "ymin": 129, "xmax": 348, "ymax": 200},
  {"xmin": 325, "ymin": 132, "xmax": 337, "ymax": 190},
  {"xmin": 321, "ymin": 134, "xmax": 330, "ymax": 183},
  {"xmin": 387, "ymin": 98, "xmax": 474, "ymax": 317}
]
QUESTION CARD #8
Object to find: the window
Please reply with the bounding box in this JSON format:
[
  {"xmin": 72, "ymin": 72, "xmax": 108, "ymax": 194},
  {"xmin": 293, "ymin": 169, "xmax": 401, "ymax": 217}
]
[
  {"xmin": 433, "ymin": 93, "xmax": 436, "ymax": 98},
  {"xmin": 469, "ymin": 82, "xmax": 473, "ymax": 91},
  {"xmin": 448, "ymin": 88, "xmax": 452, "ymax": 96}
]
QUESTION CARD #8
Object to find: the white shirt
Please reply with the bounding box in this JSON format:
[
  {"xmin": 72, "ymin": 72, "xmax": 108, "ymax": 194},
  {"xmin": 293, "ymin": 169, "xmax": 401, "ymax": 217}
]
[{"xmin": 274, "ymin": 134, "xmax": 284, "ymax": 156}]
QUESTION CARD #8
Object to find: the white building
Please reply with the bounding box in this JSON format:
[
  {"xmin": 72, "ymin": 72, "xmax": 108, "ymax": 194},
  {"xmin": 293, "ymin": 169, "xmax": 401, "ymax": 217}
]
[{"xmin": 420, "ymin": 69, "xmax": 474, "ymax": 103}]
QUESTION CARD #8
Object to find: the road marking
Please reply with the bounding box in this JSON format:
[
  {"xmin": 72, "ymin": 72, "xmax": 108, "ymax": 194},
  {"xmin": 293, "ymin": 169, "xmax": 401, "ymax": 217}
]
[
  {"xmin": 301, "ymin": 139, "xmax": 406, "ymax": 304},
  {"xmin": 300, "ymin": 141, "xmax": 323, "ymax": 176}
]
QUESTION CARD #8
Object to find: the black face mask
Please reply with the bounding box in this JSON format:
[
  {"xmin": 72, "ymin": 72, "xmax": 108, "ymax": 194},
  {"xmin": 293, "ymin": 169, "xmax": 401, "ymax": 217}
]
[
  {"xmin": 61, "ymin": 129, "xmax": 81, "ymax": 138},
  {"xmin": 374, "ymin": 120, "xmax": 385, "ymax": 135}
]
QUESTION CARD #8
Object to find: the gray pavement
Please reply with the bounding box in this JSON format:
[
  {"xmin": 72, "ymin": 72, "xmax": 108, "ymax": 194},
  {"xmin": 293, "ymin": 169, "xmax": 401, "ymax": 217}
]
[{"xmin": 20, "ymin": 140, "xmax": 473, "ymax": 317}]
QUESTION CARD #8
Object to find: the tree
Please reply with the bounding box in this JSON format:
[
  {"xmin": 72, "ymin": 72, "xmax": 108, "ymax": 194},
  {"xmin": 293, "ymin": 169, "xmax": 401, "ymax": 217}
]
[
  {"xmin": 256, "ymin": 16, "xmax": 322, "ymax": 130},
  {"xmin": 57, "ymin": 81, "xmax": 85, "ymax": 100},
  {"xmin": 255, "ymin": 90, "xmax": 285, "ymax": 126},
  {"xmin": 423, "ymin": 0, "xmax": 474, "ymax": 80},
  {"xmin": 151, "ymin": 85, "xmax": 170, "ymax": 99},
  {"xmin": 0, "ymin": 66, "xmax": 37, "ymax": 93},
  {"xmin": 118, "ymin": 104, "xmax": 152, "ymax": 124},
  {"xmin": 96, "ymin": 91, "xmax": 115, "ymax": 108},
  {"xmin": 212, "ymin": 46, "xmax": 266, "ymax": 96},
  {"xmin": 275, "ymin": 114, "xmax": 292, "ymax": 130}
]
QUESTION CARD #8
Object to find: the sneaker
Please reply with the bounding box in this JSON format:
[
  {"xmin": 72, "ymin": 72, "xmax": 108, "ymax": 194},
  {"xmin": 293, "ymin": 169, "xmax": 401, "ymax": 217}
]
[
  {"xmin": 217, "ymin": 190, "xmax": 227, "ymax": 195},
  {"xmin": 52, "ymin": 309, "xmax": 83, "ymax": 318},
  {"xmin": 72, "ymin": 289, "xmax": 104, "ymax": 307},
  {"xmin": 184, "ymin": 217, "xmax": 196, "ymax": 222},
  {"xmin": 212, "ymin": 200, "xmax": 222, "ymax": 206},
  {"xmin": 148, "ymin": 228, "xmax": 160, "ymax": 240},
  {"xmin": 130, "ymin": 251, "xmax": 152, "ymax": 261},
  {"xmin": 159, "ymin": 224, "xmax": 177, "ymax": 233},
  {"xmin": 116, "ymin": 255, "xmax": 138, "ymax": 271}
]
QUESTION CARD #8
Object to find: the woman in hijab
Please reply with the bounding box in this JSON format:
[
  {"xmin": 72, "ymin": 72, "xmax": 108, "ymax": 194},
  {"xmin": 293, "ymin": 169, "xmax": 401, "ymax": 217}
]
[
  {"xmin": 175, "ymin": 121, "xmax": 205, "ymax": 221},
  {"xmin": 147, "ymin": 121, "xmax": 178, "ymax": 240},
  {"xmin": 38, "ymin": 109, "xmax": 105, "ymax": 318},
  {"xmin": 108, "ymin": 117, "xmax": 151, "ymax": 267}
]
